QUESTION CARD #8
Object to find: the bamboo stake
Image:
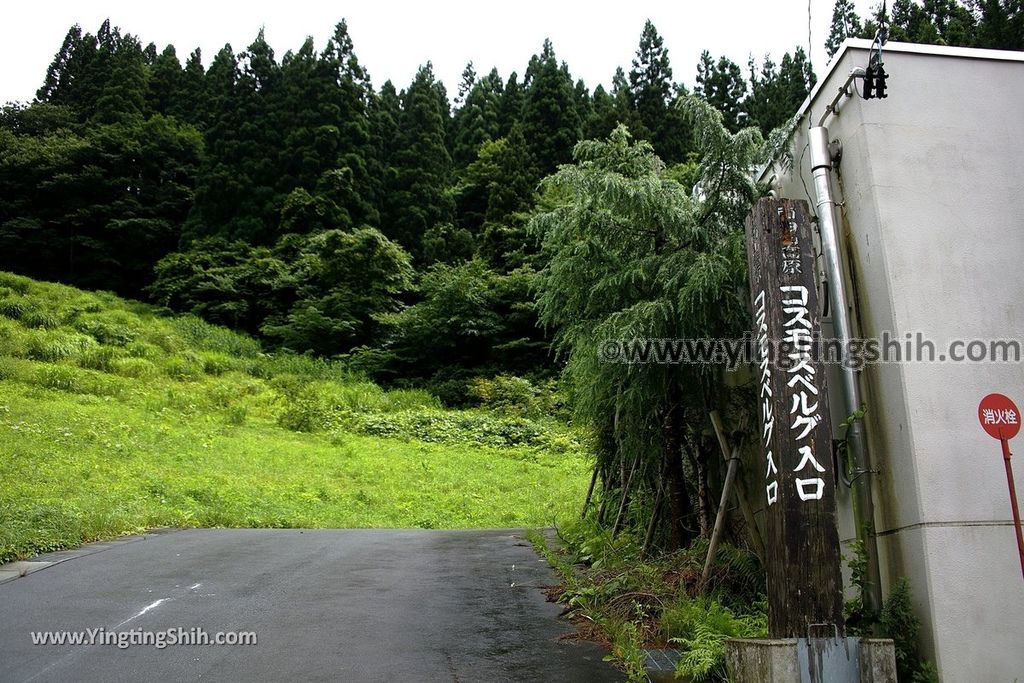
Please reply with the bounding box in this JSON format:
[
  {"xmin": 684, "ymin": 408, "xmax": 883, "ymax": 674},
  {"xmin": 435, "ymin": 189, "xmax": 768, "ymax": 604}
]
[
  {"xmin": 709, "ymin": 410, "xmax": 765, "ymax": 562},
  {"xmin": 581, "ymin": 462, "xmax": 600, "ymax": 518},
  {"xmin": 641, "ymin": 482, "xmax": 664, "ymax": 556},
  {"xmin": 612, "ymin": 454, "xmax": 641, "ymax": 537},
  {"xmin": 596, "ymin": 463, "xmax": 611, "ymax": 524},
  {"xmin": 700, "ymin": 444, "xmax": 740, "ymax": 590}
]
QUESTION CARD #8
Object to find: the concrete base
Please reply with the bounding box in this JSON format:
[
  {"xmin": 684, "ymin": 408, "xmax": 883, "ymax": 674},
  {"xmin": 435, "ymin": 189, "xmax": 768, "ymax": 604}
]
[{"xmin": 725, "ymin": 637, "xmax": 897, "ymax": 683}]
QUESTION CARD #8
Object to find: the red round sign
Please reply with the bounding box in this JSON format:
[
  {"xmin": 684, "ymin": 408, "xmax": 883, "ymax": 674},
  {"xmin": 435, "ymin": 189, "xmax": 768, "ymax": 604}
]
[{"xmin": 979, "ymin": 393, "xmax": 1021, "ymax": 440}]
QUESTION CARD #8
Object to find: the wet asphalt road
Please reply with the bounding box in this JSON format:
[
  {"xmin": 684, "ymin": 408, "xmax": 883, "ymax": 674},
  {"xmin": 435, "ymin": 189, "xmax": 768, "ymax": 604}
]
[{"xmin": 0, "ymin": 529, "xmax": 623, "ymax": 683}]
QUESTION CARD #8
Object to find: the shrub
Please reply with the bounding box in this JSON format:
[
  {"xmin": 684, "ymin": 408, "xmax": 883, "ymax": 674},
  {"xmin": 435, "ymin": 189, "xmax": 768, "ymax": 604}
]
[
  {"xmin": 880, "ymin": 578, "xmax": 937, "ymax": 683},
  {"xmin": 0, "ymin": 356, "xmax": 32, "ymax": 381},
  {"xmin": 0, "ymin": 272, "xmax": 31, "ymax": 294},
  {"xmin": 225, "ymin": 404, "xmax": 248, "ymax": 426},
  {"xmin": 33, "ymin": 365, "xmax": 125, "ymax": 397},
  {"xmin": 198, "ymin": 351, "xmax": 242, "ymax": 376},
  {"xmin": 665, "ymin": 598, "xmax": 767, "ymax": 682},
  {"xmin": 170, "ymin": 316, "xmax": 261, "ymax": 358},
  {"xmin": 162, "ymin": 352, "xmax": 204, "ymax": 381},
  {"xmin": 251, "ymin": 353, "xmax": 353, "ymax": 382},
  {"xmin": 0, "ymin": 296, "xmax": 30, "ymax": 321},
  {"xmin": 206, "ymin": 376, "xmax": 266, "ymax": 407},
  {"xmin": 25, "ymin": 330, "xmax": 97, "ymax": 361},
  {"xmin": 111, "ymin": 357, "xmax": 158, "ymax": 379},
  {"xmin": 72, "ymin": 310, "xmax": 143, "ymax": 346},
  {"xmin": 139, "ymin": 326, "xmax": 184, "ymax": 354},
  {"xmin": 277, "ymin": 388, "xmax": 332, "ymax": 433},
  {"xmin": 384, "ymin": 388, "xmax": 441, "ymax": 411},
  {"xmin": 424, "ymin": 376, "xmax": 473, "ymax": 407},
  {"xmin": 76, "ymin": 346, "xmax": 124, "ymax": 373},
  {"xmin": 467, "ymin": 375, "xmax": 542, "ymax": 416},
  {"xmin": 123, "ymin": 341, "xmax": 162, "ymax": 360},
  {"xmin": 466, "ymin": 375, "xmax": 567, "ymax": 419},
  {"xmin": 322, "ymin": 381, "xmax": 387, "ymax": 413},
  {"xmin": 0, "ymin": 318, "xmax": 28, "ymax": 357},
  {"xmin": 353, "ymin": 409, "xmax": 550, "ymax": 448},
  {"xmin": 21, "ymin": 308, "xmax": 61, "ymax": 329}
]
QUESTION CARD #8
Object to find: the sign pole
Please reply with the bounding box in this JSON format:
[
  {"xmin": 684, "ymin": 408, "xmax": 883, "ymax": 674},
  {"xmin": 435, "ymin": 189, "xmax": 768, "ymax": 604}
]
[
  {"xmin": 978, "ymin": 393, "xmax": 1023, "ymax": 581},
  {"xmin": 999, "ymin": 437, "xmax": 1024, "ymax": 580}
]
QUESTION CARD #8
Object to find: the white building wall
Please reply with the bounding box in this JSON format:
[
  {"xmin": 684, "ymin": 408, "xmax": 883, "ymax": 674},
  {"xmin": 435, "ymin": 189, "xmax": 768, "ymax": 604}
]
[{"xmin": 766, "ymin": 40, "xmax": 1024, "ymax": 682}]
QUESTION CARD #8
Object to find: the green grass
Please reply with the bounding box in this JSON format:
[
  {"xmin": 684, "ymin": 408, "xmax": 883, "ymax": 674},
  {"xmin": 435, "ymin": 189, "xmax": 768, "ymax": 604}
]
[
  {"xmin": 0, "ymin": 272, "xmax": 591, "ymax": 564},
  {"xmin": 528, "ymin": 520, "xmax": 767, "ymax": 682}
]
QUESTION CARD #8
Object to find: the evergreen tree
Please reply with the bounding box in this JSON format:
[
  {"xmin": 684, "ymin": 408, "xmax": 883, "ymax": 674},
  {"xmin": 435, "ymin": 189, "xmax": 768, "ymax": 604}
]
[
  {"xmin": 972, "ymin": 0, "xmax": 1024, "ymax": 50},
  {"xmin": 745, "ymin": 48, "xmax": 815, "ymax": 136},
  {"xmin": 610, "ymin": 66, "xmax": 638, "ymax": 133},
  {"xmin": 476, "ymin": 124, "xmax": 538, "ymax": 271},
  {"xmin": 189, "ymin": 30, "xmax": 288, "ymax": 243},
  {"xmin": 573, "ymin": 78, "xmax": 594, "ymax": 134},
  {"xmin": 38, "ymin": 25, "xmax": 95, "ymax": 109},
  {"xmin": 187, "ymin": 44, "xmax": 250, "ymax": 240},
  {"xmin": 450, "ymin": 66, "xmax": 502, "ymax": 168},
  {"xmin": 384, "ymin": 63, "xmax": 454, "ymax": 258},
  {"xmin": 585, "ymin": 84, "xmax": 621, "ymax": 140},
  {"xmin": 826, "ymin": 0, "xmax": 864, "ymax": 58},
  {"xmin": 695, "ymin": 51, "xmax": 747, "ymax": 132},
  {"xmin": 879, "ymin": 0, "xmax": 977, "ymax": 45},
  {"xmin": 179, "ymin": 49, "xmax": 208, "ymax": 128},
  {"xmin": 453, "ymin": 122, "xmax": 536, "ymax": 270},
  {"xmin": 323, "ymin": 20, "xmax": 377, "ymax": 227},
  {"xmin": 520, "ymin": 39, "xmax": 582, "ymax": 176},
  {"xmin": 38, "ymin": 20, "xmax": 147, "ymax": 123},
  {"xmin": 91, "ymin": 21, "xmax": 148, "ymax": 123},
  {"xmin": 630, "ymin": 21, "xmax": 692, "ymax": 162},
  {"xmin": 628, "ymin": 21, "xmax": 672, "ymax": 152},
  {"xmin": 498, "ymin": 71, "xmax": 525, "ymax": 136},
  {"xmin": 277, "ymin": 38, "xmax": 327, "ymax": 194},
  {"xmin": 366, "ymin": 80, "xmax": 402, "ymax": 222},
  {"xmin": 454, "ymin": 61, "xmax": 477, "ymax": 107},
  {"xmin": 530, "ymin": 103, "xmax": 765, "ymax": 547},
  {"xmin": 0, "ymin": 104, "xmax": 202, "ymax": 295},
  {"xmin": 926, "ymin": 0, "xmax": 979, "ymax": 45},
  {"xmin": 147, "ymin": 45, "xmax": 183, "ymax": 117},
  {"xmin": 657, "ymin": 98, "xmax": 693, "ymax": 164}
]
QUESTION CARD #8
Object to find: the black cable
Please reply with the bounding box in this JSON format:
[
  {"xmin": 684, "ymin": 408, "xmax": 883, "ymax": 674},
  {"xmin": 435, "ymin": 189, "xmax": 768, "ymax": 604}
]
[
  {"xmin": 798, "ymin": 143, "xmax": 816, "ymax": 217},
  {"xmin": 807, "ymin": 0, "xmax": 814, "ymax": 129}
]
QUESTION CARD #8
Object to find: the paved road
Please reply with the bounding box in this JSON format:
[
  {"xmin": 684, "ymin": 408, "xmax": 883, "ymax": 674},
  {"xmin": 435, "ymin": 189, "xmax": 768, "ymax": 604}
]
[{"xmin": 0, "ymin": 529, "xmax": 622, "ymax": 683}]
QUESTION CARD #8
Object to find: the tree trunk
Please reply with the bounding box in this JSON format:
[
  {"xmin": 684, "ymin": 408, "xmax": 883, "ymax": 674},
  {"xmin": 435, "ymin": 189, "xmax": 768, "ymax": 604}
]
[
  {"xmin": 641, "ymin": 482, "xmax": 664, "ymax": 556},
  {"xmin": 695, "ymin": 437, "xmax": 712, "ymax": 539},
  {"xmin": 612, "ymin": 455, "xmax": 641, "ymax": 536},
  {"xmin": 663, "ymin": 386, "xmax": 691, "ymax": 549}
]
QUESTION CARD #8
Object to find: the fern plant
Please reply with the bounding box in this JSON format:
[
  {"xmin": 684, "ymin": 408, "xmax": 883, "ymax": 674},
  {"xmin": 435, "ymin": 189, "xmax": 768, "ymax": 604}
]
[{"xmin": 665, "ymin": 598, "xmax": 767, "ymax": 682}]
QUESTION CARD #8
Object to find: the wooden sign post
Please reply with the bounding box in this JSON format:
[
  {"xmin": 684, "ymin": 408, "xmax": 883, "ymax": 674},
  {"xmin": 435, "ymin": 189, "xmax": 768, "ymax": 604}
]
[{"xmin": 745, "ymin": 197, "xmax": 845, "ymax": 638}]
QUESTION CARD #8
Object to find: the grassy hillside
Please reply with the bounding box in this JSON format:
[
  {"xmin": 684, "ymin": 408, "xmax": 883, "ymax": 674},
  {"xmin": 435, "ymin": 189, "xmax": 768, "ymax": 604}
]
[{"xmin": 0, "ymin": 272, "xmax": 590, "ymax": 564}]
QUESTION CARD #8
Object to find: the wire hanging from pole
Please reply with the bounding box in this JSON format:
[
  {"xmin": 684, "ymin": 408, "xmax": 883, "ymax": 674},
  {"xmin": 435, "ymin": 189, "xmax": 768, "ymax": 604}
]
[{"xmin": 807, "ymin": 0, "xmax": 814, "ymax": 129}]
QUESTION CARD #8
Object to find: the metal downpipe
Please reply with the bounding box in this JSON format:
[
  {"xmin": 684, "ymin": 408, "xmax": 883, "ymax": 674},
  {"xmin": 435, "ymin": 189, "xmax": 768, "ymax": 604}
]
[{"xmin": 808, "ymin": 126, "xmax": 884, "ymax": 618}]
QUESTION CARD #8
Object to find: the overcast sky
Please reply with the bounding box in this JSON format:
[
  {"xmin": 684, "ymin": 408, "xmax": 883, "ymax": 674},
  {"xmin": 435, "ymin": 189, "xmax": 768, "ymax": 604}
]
[{"xmin": 1, "ymin": 0, "xmax": 875, "ymax": 105}]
